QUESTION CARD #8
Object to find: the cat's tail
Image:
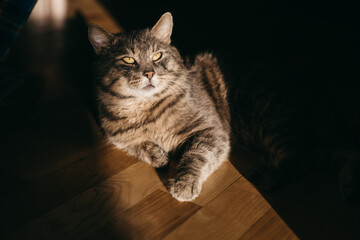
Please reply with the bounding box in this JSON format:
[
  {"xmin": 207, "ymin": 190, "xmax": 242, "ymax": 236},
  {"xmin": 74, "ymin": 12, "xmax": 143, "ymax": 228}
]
[{"xmin": 193, "ymin": 52, "xmax": 231, "ymax": 133}]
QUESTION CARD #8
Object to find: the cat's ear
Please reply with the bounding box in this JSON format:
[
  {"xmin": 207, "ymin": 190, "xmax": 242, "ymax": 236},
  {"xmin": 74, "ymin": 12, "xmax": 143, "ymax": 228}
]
[
  {"xmin": 151, "ymin": 12, "xmax": 173, "ymax": 44},
  {"xmin": 88, "ymin": 24, "xmax": 113, "ymax": 54}
]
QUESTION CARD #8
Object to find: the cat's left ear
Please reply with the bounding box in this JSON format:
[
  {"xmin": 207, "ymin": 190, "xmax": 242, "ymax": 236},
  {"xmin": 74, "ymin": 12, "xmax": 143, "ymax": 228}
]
[{"xmin": 151, "ymin": 12, "xmax": 173, "ymax": 44}]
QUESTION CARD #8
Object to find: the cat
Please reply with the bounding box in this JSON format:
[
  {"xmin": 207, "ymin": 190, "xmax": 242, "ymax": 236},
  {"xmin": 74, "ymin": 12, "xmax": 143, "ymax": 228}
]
[
  {"xmin": 89, "ymin": 12, "xmax": 360, "ymax": 202},
  {"xmin": 88, "ymin": 12, "xmax": 230, "ymax": 201}
]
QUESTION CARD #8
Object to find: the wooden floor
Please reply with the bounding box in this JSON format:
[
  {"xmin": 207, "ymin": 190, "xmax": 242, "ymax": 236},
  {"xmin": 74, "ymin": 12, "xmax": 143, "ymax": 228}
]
[{"xmin": 1, "ymin": 1, "xmax": 359, "ymax": 239}]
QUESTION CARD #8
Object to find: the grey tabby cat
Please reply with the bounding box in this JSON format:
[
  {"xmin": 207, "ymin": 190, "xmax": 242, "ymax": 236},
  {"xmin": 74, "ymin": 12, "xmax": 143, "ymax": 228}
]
[{"xmin": 88, "ymin": 12, "xmax": 230, "ymax": 201}]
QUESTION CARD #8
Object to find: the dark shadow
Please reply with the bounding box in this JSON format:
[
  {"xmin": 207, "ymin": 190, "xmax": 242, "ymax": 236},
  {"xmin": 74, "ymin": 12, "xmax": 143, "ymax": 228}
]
[
  {"xmin": 0, "ymin": 10, "xmax": 102, "ymax": 237},
  {"xmin": 229, "ymin": 147, "xmax": 360, "ymax": 239},
  {"xmin": 60, "ymin": 13, "xmax": 99, "ymax": 119}
]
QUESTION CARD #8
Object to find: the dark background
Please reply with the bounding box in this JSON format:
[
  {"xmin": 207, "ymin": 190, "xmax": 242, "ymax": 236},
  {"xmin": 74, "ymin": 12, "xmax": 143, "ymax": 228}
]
[{"xmin": 101, "ymin": 0, "xmax": 360, "ymax": 62}]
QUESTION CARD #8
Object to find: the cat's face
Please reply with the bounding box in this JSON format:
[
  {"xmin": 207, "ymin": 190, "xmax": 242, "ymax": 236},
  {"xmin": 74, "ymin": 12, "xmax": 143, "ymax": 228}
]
[{"xmin": 89, "ymin": 13, "xmax": 186, "ymax": 98}]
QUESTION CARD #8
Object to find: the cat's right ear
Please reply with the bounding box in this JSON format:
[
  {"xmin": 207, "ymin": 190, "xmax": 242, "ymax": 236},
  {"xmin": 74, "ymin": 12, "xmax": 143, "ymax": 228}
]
[{"xmin": 88, "ymin": 24, "xmax": 113, "ymax": 54}]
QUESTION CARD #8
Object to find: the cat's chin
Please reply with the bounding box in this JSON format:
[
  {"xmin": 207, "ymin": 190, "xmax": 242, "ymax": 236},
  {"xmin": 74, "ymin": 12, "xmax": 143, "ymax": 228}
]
[
  {"xmin": 141, "ymin": 85, "xmax": 157, "ymax": 96},
  {"xmin": 129, "ymin": 86, "xmax": 160, "ymax": 98}
]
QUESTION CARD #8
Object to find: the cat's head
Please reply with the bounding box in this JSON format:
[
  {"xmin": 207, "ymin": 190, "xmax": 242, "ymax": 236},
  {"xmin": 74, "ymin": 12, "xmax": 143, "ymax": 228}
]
[{"xmin": 88, "ymin": 12, "xmax": 186, "ymax": 99}]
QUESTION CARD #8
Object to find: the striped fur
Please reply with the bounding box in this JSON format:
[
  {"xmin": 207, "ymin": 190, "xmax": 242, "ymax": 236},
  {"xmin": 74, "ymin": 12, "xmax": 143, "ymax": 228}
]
[{"xmin": 89, "ymin": 13, "xmax": 230, "ymax": 201}]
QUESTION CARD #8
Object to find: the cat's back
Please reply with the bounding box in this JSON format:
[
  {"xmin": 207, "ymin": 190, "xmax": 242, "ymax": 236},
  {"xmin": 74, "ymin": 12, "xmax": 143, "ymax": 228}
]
[{"xmin": 190, "ymin": 53, "xmax": 230, "ymax": 133}]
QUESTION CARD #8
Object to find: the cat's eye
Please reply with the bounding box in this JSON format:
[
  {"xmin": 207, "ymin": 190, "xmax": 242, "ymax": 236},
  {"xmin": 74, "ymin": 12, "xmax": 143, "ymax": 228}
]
[
  {"xmin": 152, "ymin": 52, "xmax": 162, "ymax": 61},
  {"xmin": 122, "ymin": 57, "xmax": 135, "ymax": 64}
]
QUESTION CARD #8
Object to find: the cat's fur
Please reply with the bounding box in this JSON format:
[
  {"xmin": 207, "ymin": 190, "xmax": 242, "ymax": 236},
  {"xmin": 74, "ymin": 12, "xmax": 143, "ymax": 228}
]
[{"xmin": 88, "ymin": 13, "xmax": 230, "ymax": 201}]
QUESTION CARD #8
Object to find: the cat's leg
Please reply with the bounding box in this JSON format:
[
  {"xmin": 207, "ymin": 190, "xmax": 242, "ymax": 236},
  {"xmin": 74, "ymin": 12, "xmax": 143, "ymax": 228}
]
[
  {"xmin": 169, "ymin": 129, "xmax": 230, "ymax": 201},
  {"xmin": 125, "ymin": 142, "xmax": 169, "ymax": 168}
]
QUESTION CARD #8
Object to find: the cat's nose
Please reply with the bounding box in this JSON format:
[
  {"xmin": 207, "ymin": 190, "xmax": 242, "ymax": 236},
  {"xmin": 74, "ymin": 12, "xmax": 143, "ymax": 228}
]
[{"xmin": 143, "ymin": 71, "xmax": 155, "ymax": 80}]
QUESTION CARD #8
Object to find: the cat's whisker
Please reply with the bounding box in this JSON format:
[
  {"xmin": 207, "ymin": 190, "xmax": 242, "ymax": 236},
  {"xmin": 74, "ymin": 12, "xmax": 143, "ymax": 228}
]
[
  {"xmin": 165, "ymin": 80, "xmax": 186, "ymax": 95},
  {"xmin": 165, "ymin": 83, "xmax": 183, "ymax": 95}
]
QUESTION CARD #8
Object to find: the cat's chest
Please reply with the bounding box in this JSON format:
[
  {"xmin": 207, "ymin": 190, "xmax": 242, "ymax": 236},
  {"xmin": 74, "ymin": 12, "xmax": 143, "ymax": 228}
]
[
  {"xmin": 110, "ymin": 96, "xmax": 190, "ymax": 151},
  {"xmin": 117, "ymin": 100, "xmax": 153, "ymax": 122}
]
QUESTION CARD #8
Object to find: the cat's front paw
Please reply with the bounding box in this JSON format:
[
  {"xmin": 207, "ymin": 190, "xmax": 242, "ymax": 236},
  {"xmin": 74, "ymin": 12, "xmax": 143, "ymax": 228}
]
[
  {"xmin": 148, "ymin": 148, "xmax": 168, "ymax": 168},
  {"xmin": 142, "ymin": 142, "xmax": 169, "ymax": 168},
  {"xmin": 150, "ymin": 153, "xmax": 169, "ymax": 168},
  {"xmin": 168, "ymin": 177, "xmax": 201, "ymax": 202}
]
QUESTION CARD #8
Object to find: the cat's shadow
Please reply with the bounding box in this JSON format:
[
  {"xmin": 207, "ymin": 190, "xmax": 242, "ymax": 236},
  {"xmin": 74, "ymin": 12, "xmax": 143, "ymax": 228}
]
[
  {"xmin": 155, "ymin": 152, "xmax": 180, "ymax": 187},
  {"xmin": 229, "ymin": 147, "xmax": 360, "ymax": 239}
]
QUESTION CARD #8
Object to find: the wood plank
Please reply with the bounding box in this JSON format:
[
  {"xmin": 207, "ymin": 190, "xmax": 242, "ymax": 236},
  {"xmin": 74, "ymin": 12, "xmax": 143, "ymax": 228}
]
[
  {"xmin": 1, "ymin": 109, "xmax": 105, "ymax": 181},
  {"xmin": 239, "ymin": 208, "xmax": 298, "ymax": 240},
  {"xmin": 93, "ymin": 190, "xmax": 201, "ymax": 240},
  {"xmin": 9, "ymin": 161, "xmax": 163, "ymax": 239},
  {"xmin": 164, "ymin": 178, "xmax": 271, "ymax": 240},
  {"xmin": 28, "ymin": 146, "xmax": 138, "ymax": 199},
  {"xmin": 192, "ymin": 160, "xmax": 241, "ymax": 206},
  {"xmin": 1, "ymin": 147, "xmax": 138, "ymax": 236}
]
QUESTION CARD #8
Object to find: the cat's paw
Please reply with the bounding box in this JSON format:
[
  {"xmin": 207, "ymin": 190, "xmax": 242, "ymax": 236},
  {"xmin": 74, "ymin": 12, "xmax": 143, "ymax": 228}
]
[
  {"xmin": 142, "ymin": 142, "xmax": 169, "ymax": 168},
  {"xmin": 150, "ymin": 153, "xmax": 169, "ymax": 168},
  {"xmin": 148, "ymin": 148, "xmax": 168, "ymax": 168},
  {"xmin": 168, "ymin": 177, "xmax": 201, "ymax": 202}
]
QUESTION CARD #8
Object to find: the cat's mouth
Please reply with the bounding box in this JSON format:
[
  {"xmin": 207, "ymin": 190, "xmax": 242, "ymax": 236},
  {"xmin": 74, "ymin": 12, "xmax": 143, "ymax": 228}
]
[{"xmin": 143, "ymin": 84, "xmax": 155, "ymax": 90}]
